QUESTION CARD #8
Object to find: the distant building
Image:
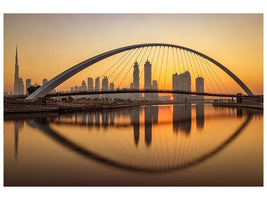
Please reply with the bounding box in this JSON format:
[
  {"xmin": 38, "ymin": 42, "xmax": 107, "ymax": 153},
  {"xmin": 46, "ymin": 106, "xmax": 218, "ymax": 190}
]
[
  {"xmin": 133, "ymin": 61, "xmax": 139, "ymax": 89},
  {"xmin": 102, "ymin": 76, "xmax": 108, "ymax": 91},
  {"xmin": 131, "ymin": 61, "xmax": 140, "ymax": 100},
  {"xmin": 95, "ymin": 77, "xmax": 100, "ymax": 91},
  {"xmin": 26, "ymin": 79, "xmax": 31, "ymax": 95},
  {"xmin": 110, "ymin": 82, "xmax": 115, "ymax": 91},
  {"xmin": 42, "ymin": 78, "xmax": 48, "ymax": 86},
  {"xmin": 87, "ymin": 77, "xmax": 94, "ymax": 91},
  {"xmin": 18, "ymin": 78, "xmax": 24, "ymax": 95},
  {"xmin": 75, "ymin": 86, "xmax": 78, "ymax": 92},
  {"xmin": 14, "ymin": 46, "xmax": 25, "ymax": 95},
  {"xmin": 196, "ymin": 77, "xmax": 204, "ymax": 100},
  {"xmin": 172, "ymin": 71, "xmax": 191, "ymax": 102},
  {"xmin": 14, "ymin": 47, "xmax": 20, "ymax": 95},
  {"xmin": 152, "ymin": 80, "xmax": 158, "ymax": 100},
  {"xmin": 144, "ymin": 60, "xmax": 152, "ymax": 100},
  {"xmin": 71, "ymin": 87, "xmax": 74, "ymax": 93},
  {"xmin": 80, "ymin": 80, "xmax": 87, "ymax": 91}
]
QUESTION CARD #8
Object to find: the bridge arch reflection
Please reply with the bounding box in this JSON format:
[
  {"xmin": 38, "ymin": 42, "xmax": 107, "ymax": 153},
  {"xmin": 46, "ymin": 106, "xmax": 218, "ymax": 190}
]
[{"xmin": 24, "ymin": 106, "xmax": 253, "ymax": 173}]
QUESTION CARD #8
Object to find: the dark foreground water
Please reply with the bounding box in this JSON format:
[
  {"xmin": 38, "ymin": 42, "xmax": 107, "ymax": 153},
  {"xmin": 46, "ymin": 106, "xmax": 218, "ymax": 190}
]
[{"xmin": 4, "ymin": 104, "xmax": 263, "ymax": 186}]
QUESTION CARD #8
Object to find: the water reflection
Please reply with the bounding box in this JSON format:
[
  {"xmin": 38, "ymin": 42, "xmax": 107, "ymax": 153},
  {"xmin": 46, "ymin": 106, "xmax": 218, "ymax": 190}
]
[
  {"xmin": 173, "ymin": 104, "xmax": 192, "ymax": 134},
  {"xmin": 14, "ymin": 120, "xmax": 23, "ymax": 160},
  {"xmin": 196, "ymin": 103, "xmax": 204, "ymax": 129},
  {"xmin": 7, "ymin": 104, "xmax": 261, "ymax": 173},
  {"xmin": 130, "ymin": 106, "xmax": 140, "ymax": 146}
]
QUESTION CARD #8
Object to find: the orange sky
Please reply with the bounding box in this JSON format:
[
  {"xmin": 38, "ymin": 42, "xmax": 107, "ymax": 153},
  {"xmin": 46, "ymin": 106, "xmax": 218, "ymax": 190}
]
[{"xmin": 3, "ymin": 14, "xmax": 263, "ymax": 94}]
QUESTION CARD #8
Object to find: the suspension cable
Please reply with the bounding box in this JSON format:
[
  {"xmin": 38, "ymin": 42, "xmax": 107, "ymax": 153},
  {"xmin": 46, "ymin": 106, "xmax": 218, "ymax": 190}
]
[
  {"xmin": 112, "ymin": 48, "xmax": 140, "ymax": 84},
  {"xmin": 152, "ymin": 46, "xmax": 162, "ymax": 80},
  {"xmin": 100, "ymin": 50, "xmax": 131, "ymax": 79},
  {"xmin": 164, "ymin": 47, "xmax": 169, "ymax": 88},
  {"xmin": 203, "ymin": 58, "xmax": 230, "ymax": 93},
  {"xmin": 120, "ymin": 47, "xmax": 148, "ymax": 88},
  {"xmin": 107, "ymin": 49, "xmax": 137, "ymax": 79},
  {"xmin": 158, "ymin": 47, "xmax": 166, "ymax": 89}
]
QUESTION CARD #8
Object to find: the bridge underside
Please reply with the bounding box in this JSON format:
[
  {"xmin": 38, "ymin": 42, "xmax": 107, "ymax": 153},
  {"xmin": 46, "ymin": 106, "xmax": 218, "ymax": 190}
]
[{"xmin": 45, "ymin": 89, "xmax": 239, "ymax": 98}]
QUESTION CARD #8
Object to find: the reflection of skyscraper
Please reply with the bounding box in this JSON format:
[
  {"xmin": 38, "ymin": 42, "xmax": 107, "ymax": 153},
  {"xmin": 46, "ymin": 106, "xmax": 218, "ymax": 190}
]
[
  {"xmin": 109, "ymin": 112, "xmax": 115, "ymax": 125},
  {"xmin": 14, "ymin": 120, "xmax": 24, "ymax": 160},
  {"xmin": 81, "ymin": 113, "xmax": 86, "ymax": 125},
  {"xmin": 130, "ymin": 107, "xmax": 140, "ymax": 146},
  {"xmin": 102, "ymin": 112, "xmax": 108, "ymax": 128},
  {"xmin": 196, "ymin": 103, "xmax": 204, "ymax": 129},
  {"xmin": 87, "ymin": 113, "xmax": 94, "ymax": 126},
  {"xmin": 173, "ymin": 104, "xmax": 192, "ymax": 134},
  {"xmin": 95, "ymin": 112, "xmax": 100, "ymax": 127},
  {"xmin": 151, "ymin": 105, "xmax": 158, "ymax": 124},
  {"xmin": 145, "ymin": 106, "xmax": 152, "ymax": 147},
  {"xmin": 237, "ymin": 108, "xmax": 243, "ymax": 118},
  {"xmin": 144, "ymin": 60, "xmax": 152, "ymax": 100}
]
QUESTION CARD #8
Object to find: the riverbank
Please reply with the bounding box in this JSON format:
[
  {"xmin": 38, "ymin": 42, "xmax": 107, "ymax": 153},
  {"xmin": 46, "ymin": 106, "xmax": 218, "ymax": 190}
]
[
  {"xmin": 4, "ymin": 101, "xmax": 174, "ymax": 114},
  {"xmin": 213, "ymin": 102, "xmax": 263, "ymax": 110},
  {"xmin": 4, "ymin": 103, "xmax": 139, "ymax": 114}
]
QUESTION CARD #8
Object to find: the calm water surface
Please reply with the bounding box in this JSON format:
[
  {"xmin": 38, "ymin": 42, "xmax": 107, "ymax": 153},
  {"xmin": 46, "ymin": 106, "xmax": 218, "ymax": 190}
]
[{"xmin": 4, "ymin": 104, "xmax": 263, "ymax": 186}]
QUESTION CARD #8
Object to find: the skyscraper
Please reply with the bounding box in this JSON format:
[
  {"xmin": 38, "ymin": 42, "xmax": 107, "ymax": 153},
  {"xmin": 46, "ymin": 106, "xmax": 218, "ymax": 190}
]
[
  {"xmin": 87, "ymin": 77, "xmax": 94, "ymax": 91},
  {"xmin": 18, "ymin": 78, "xmax": 24, "ymax": 95},
  {"xmin": 95, "ymin": 77, "xmax": 100, "ymax": 91},
  {"xmin": 109, "ymin": 82, "xmax": 115, "ymax": 91},
  {"xmin": 14, "ymin": 46, "xmax": 20, "ymax": 95},
  {"xmin": 172, "ymin": 71, "xmax": 191, "ymax": 102},
  {"xmin": 26, "ymin": 79, "xmax": 31, "ymax": 95},
  {"xmin": 144, "ymin": 60, "xmax": 152, "ymax": 100},
  {"xmin": 80, "ymin": 80, "xmax": 87, "ymax": 91},
  {"xmin": 133, "ymin": 61, "xmax": 139, "ymax": 89},
  {"xmin": 152, "ymin": 80, "xmax": 158, "ymax": 100},
  {"xmin": 102, "ymin": 76, "xmax": 109, "ymax": 91},
  {"xmin": 172, "ymin": 73, "xmax": 179, "ymax": 101},
  {"xmin": 196, "ymin": 77, "xmax": 204, "ymax": 100}
]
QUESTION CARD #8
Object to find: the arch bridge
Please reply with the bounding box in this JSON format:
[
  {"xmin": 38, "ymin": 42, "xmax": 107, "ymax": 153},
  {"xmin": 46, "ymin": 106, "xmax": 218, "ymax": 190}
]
[{"xmin": 26, "ymin": 43, "xmax": 254, "ymax": 100}]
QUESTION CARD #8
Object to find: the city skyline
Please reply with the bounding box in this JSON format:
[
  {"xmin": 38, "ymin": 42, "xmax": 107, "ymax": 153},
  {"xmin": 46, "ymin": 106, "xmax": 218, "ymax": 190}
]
[
  {"xmin": 4, "ymin": 14, "xmax": 263, "ymax": 95},
  {"xmin": 3, "ymin": 13, "xmax": 264, "ymax": 189}
]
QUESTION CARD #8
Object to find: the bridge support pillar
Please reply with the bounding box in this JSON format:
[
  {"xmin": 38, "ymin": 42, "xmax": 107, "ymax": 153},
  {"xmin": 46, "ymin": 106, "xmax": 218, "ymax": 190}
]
[{"xmin": 236, "ymin": 93, "xmax": 242, "ymax": 103}]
